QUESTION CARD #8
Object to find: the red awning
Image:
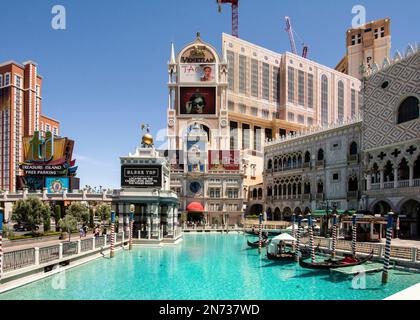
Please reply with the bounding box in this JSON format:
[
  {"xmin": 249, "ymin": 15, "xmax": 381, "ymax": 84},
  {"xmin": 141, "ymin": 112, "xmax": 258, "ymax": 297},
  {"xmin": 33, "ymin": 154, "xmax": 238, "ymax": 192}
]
[{"xmin": 187, "ymin": 202, "xmax": 204, "ymax": 212}]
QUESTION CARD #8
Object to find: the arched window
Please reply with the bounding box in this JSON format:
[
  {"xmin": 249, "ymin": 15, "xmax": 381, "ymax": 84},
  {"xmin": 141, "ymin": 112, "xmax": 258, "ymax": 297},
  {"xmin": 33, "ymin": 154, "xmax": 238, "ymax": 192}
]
[
  {"xmin": 258, "ymin": 188, "xmax": 263, "ymax": 199},
  {"xmin": 398, "ymin": 158, "xmax": 409, "ymax": 181},
  {"xmin": 398, "ymin": 96, "xmax": 419, "ymax": 124},
  {"xmin": 384, "ymin": 161, "xmax": 394, "ymax": 182},
  {"xmin": 304, "ymin": 151, "xmax": 311, "ymax": 163},
  {"xmin": 274, "ymin": 159, "xmax": 278, "ymax": 171},
  {"xmin": 267, "ymin": 159, "xmax": 273, "ymax": 170},
  {"xmin": 350, "ymin": 142, "xmax": 358, "ymax": 155},
  {"xmin": 321, "ymin": 75, "xmax": 329, "ymax": 125},
  {"xmin": 318, "ymin": 149, "xmax": 324, "ymax": 161},
  {"xmin": 252, "ymin": 189, "xmax": 257, "ymax": 199},
  {"xmin": 338, "ymin": 81, "xmax": 344, "ymax": 121},
  {"xmin": 317, "ymin": 182, "xmax": 324, "ymax": 194}
]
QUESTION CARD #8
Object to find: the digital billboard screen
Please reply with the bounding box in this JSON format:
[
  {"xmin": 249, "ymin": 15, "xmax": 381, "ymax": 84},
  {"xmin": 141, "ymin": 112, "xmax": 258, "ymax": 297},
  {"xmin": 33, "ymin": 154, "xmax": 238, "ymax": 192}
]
[{"xmin": 179, "ymin": 87, "xmax": 216, "ymax": 115}]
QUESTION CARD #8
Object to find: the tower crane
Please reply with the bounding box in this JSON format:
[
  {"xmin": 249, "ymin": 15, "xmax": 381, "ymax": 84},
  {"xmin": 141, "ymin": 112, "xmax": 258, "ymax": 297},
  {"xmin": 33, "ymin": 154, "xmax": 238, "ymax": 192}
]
[
  {"xmin": 217, "ymin": 0, "xmax": 239, "ymax": 38},
  {"xmin": 285, "ymin": 16, "xmax": 309, "ymax": 58}
]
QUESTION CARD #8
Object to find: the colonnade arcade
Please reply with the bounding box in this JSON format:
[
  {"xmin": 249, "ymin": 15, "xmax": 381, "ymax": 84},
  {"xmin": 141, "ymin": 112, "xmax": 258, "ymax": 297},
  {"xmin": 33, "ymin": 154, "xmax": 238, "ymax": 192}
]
[{"xmin": 114, "ymin": 201, "xmax": 179, "ymax": 239}]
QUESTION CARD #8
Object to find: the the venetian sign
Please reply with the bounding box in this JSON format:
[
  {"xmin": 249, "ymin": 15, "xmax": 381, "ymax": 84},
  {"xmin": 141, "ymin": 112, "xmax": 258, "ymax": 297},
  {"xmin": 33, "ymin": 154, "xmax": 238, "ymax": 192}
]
[
  {"xmin": 121, "ymin": 165, "xmax": 162, "ymax": 188},
  {"xmin": 180, "ymin": 45, "xmax": 216, "ymax": 64}
]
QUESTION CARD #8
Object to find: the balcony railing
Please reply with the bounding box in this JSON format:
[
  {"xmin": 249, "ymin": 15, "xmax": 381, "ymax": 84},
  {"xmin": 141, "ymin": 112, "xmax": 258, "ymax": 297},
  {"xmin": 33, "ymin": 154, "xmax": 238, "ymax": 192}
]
[
  {"xmin": 302, "ymin": 162, "xmax": 311, "ymax": 169},
  {"xmin": 316, "ymin": 160, "xmax": 325, "ymax": 167},
  {"xmin": 347, "ymin": 154, "xmax": 358, "ymax": 163},
  {"xmin": 415, "ymin": 179, "xmax": 420, "ymax": 187},
  {"xmin": 316, "ymin": 193, "xmax": 324, "ymax": 201},
  {"xmin": 384, "ymin": 182, "xmax": 394, "ymax": 189},
  {"xmin": 302, "ymin": 194, "xmax": 311, "ymax": 202},
  {"xmin": 347, "ymin": 191, "xmax": 358, "ymax": 199},
  {"xmin": 398, "ymin": 180, "xmax": 409, "ymax": 188}
]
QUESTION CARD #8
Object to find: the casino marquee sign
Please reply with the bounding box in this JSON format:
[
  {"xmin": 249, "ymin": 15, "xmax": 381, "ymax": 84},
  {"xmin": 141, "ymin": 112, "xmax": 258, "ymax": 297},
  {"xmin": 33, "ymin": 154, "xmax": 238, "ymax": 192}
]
[{"xmin": 121, "ymin": 165, "xmax": 162, "ymax": 188}]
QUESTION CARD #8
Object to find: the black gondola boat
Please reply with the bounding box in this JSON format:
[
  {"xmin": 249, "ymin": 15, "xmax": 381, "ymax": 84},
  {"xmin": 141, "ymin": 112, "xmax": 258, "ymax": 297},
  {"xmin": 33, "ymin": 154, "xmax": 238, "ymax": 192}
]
[
  {"xmin": 299, "ymin": 251, "xmax": 374, "ymax": 270},
  {"xmin": 247, "ymin": 239, "xmax": 269, "ymax": 248}
]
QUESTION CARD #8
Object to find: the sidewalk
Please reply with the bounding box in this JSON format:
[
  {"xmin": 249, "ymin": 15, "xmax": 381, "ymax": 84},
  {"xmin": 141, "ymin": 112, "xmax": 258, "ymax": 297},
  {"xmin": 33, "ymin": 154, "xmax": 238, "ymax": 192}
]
[{"xmin": 3, "ymin": 233, "xmax": 96, "ymax": 252}]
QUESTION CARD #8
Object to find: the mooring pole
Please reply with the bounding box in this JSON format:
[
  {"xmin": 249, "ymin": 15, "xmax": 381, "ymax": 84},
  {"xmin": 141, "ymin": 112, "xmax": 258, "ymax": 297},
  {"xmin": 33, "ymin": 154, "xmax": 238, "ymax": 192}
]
[
  {"xmin": 0, "ymin": 209, "xmax": 3, "ymax": 278},
  {"xmin": 351, "ymin": 214, "xmax": 357, "ymax": 257},
  {"xmin": 110, "ymin": 211, "xmax": 115, "ymax": 258},
  {"xmin": 382, "ymin": 211, "xmax": 394, "ymax": 284},
  {"xmin": 331, "ymin": 213, "xmax": 338, "ymax": 259},
  {"xmin": 129, "ymin": 204, "xmax": 135, "ymax": 250},
  {"xmin": 258, "ymin": 213, "xmax": 263, "ymax": 254},
  {"xmin": 291, "ymin": 213, "xmax": 296, "ymax": 252},
  {"xmin": 308, "ymin": 213, "xmax": 316, "ymax": 263},
  {"xmin": 295, "ymin": 214, "xmax": 302, "ymax": 262}
]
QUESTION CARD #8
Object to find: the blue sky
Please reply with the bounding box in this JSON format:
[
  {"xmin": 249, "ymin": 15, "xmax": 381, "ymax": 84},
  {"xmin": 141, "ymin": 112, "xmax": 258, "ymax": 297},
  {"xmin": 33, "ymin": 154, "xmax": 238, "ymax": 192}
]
[{"xmin": 1, "ymin": 0, "xmax": 418, "ymax": 189}]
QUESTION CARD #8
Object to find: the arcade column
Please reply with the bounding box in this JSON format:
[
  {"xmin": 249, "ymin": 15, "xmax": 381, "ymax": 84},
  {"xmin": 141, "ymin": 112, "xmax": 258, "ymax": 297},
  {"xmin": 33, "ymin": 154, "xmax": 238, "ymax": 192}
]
[
  {"xmin": 147, "ymin": 202, "xmax": 160, "ymax": 239},
  {"xmin": 167, "ymin": 204, "xmax": 174, "ymax": 237}
]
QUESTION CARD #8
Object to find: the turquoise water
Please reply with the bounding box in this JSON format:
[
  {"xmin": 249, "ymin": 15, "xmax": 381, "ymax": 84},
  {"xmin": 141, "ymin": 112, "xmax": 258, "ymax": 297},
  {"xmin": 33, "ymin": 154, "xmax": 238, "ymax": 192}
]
[{"xmin": 1, "ymin": 234, "xmax": 420, "ymax": 300}]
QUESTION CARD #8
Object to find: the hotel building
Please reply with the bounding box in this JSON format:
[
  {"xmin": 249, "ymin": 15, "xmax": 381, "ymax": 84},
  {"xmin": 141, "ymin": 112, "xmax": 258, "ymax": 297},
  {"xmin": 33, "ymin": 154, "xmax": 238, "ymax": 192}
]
[
  {"xmin": 336, "ymin": 18, "xmax": 391, "ymax": 79},
  {"xmin": 0, "ymin": 60, "xmax": 60, "ymax": 192},
  {"xmin": 222, "ymin": 33, "xmax": 362, "ymax": 212}
]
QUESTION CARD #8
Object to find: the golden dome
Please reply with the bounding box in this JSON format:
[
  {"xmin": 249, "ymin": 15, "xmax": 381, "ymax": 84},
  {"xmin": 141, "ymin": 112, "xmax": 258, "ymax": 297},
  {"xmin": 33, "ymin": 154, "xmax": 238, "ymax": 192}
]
[{"xmin": 142, "ymin": 133, "xmax": 154, "ymax": 146}]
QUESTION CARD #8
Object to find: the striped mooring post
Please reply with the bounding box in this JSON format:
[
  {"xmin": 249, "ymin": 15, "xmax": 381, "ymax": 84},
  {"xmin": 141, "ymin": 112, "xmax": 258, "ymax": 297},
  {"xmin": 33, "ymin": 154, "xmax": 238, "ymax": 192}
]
[
  {"xmin": 129, "ymin": 213, "xmax": 134, "ymax": 250},
  {"xmin": 110, "ymin": 211, "xmax": 115, "ymax": 258},
  {"xmin": 308, "ymin": 213, "xmax": 316, "ymax": 263},
  {"xmin": 351, "ymin": 214, "xmax": 357, "ymax": 257},
  {"xmin": 295, "ymin": 214, "xmax": 302, "ymax": 262},
  {"xmin": 291, "ymin": 213, "xmax": 296, "ymax": 252},
  {"xmin": 258, "ymin": 213, "xmax": 263, "ymax": 254},
  {"xmin": 331, "ymin": 214, "xmax": 338, "ymax": 259},
  {"xmin": 0, "ymin": 209, "xmax": 3, "ymax": 278},
  {"xmin": 129, "ymin": 204, "xmax": 135, "ymax": 250},
  {"xmin": 382, "ymin": 211, "xmax": 394, "ymax": 284}
]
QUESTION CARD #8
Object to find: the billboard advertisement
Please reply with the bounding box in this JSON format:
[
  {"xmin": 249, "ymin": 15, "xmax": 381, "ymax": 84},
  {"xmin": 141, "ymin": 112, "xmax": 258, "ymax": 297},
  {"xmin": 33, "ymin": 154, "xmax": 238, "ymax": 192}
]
[
  {"xmin": 180, "ymin": 64, "xmax": 216, "ymax": 83},
  {"xmin": 45, "ymin": 177, "xmax": 70, "ymax": 194},
  {"xmin": 121, "ymin": 165, "xmax": 162, "ymax": 188},
  {"xmin": 208, "ymin": 150, "xmax": 240, "ymax": 171},
  {"xmin": 179, "ymin": 87, "xmax": 216, "ymax": 115}
]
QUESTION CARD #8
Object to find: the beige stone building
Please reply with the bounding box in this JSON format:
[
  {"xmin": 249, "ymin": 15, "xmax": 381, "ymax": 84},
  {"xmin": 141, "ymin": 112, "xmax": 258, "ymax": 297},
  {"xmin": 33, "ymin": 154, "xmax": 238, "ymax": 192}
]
[
  {"xmin": 336, "ymin": 18, "xmax": 391, "ymax": 79},
  {"xmin": 223, "ymin": 33, "xmax": 362, "ymax": 213}
]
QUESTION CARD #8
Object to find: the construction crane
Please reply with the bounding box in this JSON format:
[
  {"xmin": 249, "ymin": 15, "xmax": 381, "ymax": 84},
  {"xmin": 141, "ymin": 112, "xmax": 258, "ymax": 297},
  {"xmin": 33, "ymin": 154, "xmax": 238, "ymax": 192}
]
[
  {"xmin": 217, "ymin": 0, "xmax": 239, "ymax": 38},
  {"xmin": 285, "ymin": 16, "xmax": 309, "ymax": 58}
]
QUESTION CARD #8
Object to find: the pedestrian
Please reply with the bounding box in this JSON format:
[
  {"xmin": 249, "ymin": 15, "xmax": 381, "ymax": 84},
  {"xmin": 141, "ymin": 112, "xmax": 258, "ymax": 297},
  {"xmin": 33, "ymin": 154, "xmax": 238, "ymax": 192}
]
[
  {"xmin": 83, "ymin": 225, "xmax": 88, "ymax": 237},
  {"xmin": 79, "ymin": 226, "xmax": 84, "ymax": 239},
  {"xmin": 94, "ymin": 226, "xmax": 100, "ymax": 239}
]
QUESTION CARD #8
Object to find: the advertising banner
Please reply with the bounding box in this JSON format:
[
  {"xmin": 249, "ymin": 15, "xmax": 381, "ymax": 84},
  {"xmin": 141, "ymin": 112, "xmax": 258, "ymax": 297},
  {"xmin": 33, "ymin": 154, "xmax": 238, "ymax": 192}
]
[
  {"xmin": 180, "ymin": 64, "xmax": 216, "ymax": 83},
  {"xmin": 20, "ymin": 164, "xmax": 66, "ymax": 176},
  {"xmin": 179, "ymin": 87, "xmax": 216, "ymax": 115},
  {"xmin": 187, "ymin": 141, "xmax": 206, "ymax": 172},
  {"xmin": 45, "ymin": 177, "xmax": 70, "ymax": 193},
  {"xmin": 121, "ymin": 165, "xmax": 162, "ymax": 188},
  {"xmin": 208, "ymin": 150, "xmax": 240, "ymax": 171}
]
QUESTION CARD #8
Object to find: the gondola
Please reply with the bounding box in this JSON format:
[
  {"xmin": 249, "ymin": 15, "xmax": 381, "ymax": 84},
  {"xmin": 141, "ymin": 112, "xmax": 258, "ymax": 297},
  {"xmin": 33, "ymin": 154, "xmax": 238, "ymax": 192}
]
[
  {"xmin": 266, "ymin": 245, "xmax": 315, "ymax": 261},
  {"xmin": 299, "ymin": 251, "xmax": 374, "ymax": 270},
  {"xmin": 247, "ymin": 239, "xmax": 269, "ymax": 248}
]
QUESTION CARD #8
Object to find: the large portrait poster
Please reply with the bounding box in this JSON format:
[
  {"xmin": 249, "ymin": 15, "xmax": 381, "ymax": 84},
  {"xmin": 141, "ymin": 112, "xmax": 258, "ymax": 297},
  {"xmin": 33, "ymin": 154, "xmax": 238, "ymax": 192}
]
[
  {"xmin": 179, "ymin": 87, "xmax": 216, "ymax": 115},
  {"xmin": 180, "ymin": 64, "xmax": 216, "ymax": 83}
]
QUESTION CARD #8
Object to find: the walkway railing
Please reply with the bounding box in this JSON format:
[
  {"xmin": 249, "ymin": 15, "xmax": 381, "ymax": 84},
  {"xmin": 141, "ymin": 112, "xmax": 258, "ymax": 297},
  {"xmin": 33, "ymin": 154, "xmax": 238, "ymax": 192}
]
[
  {"xmin": 1, "ymin": 232, "xmax": 124, "ymax": 277},
  {"xmin": 3, "ymin": 248, "xmax": 36, "ymax": 273},
  {"xmin": 300, "ymin": 236, "xmax": 419, "ymax": 263}
]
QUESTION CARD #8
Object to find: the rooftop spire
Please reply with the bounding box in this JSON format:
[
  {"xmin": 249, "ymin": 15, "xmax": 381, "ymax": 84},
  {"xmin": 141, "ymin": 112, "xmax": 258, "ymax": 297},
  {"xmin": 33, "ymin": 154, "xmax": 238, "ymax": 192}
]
[{"xmin": 170, "ymin": 42, "xmax": 176, "ymax": 64}]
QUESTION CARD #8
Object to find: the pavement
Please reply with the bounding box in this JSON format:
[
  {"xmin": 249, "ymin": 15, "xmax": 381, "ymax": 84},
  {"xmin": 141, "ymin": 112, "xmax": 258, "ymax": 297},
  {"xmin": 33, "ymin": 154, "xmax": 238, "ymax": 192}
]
[{"xmin": 2, "ymin": 232, "xmax": 97, "ymax": 252}]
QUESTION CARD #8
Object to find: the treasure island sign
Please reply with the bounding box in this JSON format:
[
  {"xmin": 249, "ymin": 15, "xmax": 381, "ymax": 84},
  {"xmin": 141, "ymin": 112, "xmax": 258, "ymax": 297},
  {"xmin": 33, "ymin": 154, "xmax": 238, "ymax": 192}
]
[
  {"xmin": 121, "ymin": 165, "xmax": 162, "ymax": 188},
  {"xmin": 19, "ymin": 131, "xmax": 75, "ymax": 176}
]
